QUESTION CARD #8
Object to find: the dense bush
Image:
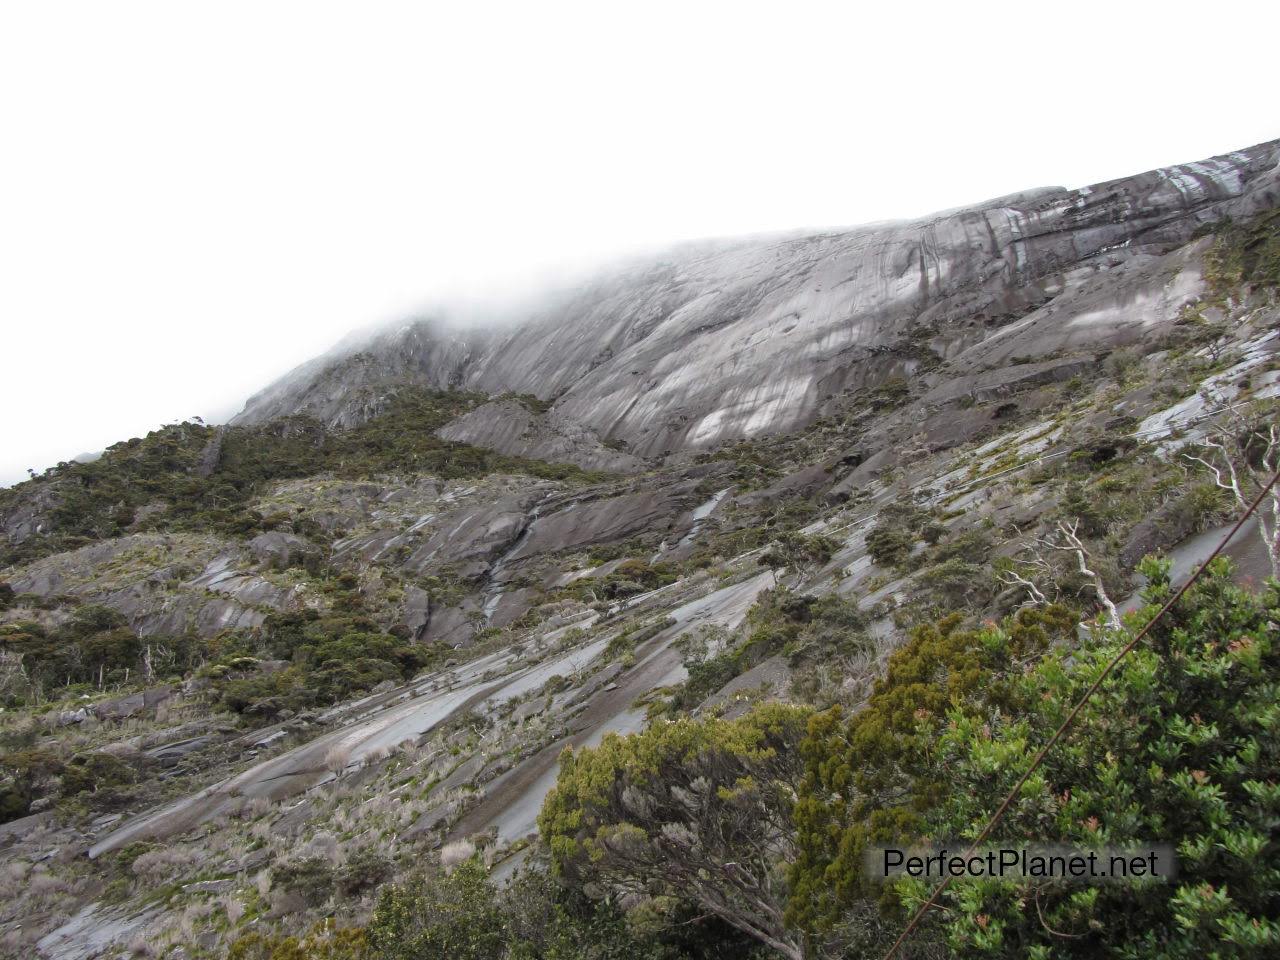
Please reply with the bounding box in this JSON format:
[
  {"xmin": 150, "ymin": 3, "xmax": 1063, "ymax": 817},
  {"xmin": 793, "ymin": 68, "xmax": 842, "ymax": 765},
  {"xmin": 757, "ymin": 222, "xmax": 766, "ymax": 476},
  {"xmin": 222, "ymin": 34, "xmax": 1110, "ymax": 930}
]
[
  {"xmin": 0, "ymin": 748, "xmax": 63, "ymax": 822},
  {"xmin": 60, "ymin": 751, "xmax": 137, "ymax": 798},
  {"xmin": 366, "ymin": 859, "xmax": 507, "ymax": 960},
  {"xmin": 0, "ymin": 605, "xmax": 199, "ymax": 699},
  {"xmin": 670, "ymin": 589, "xmax": 864, "ymax": 712},
  {"xmin": 865, "ymin": 503, "xmax": 936, "ymax": 568},
  {"xmin": 213, "ymin": 601, "xmax": 432, "ymax": 717},
  {"xmin": 540, "ymin": 704, "xmax": 811, "ymax": 959},
  {"xmin": 228, "ymin": 926, "xmax": 368, "ymax": 960},
  {"xmin": 789, "ymin": 603, "xmax": 1079, "ymax": 933},
  {"xmin": 896, "ymin": 558, "xmax": 1280, "ymax": 957},
  {"xmin": 232, "ymin": 860, "xmax": 764, "ymax": 959},
  {"xmin": 757, "ymin": 531, "xmax": 839, "ymax": 582}
]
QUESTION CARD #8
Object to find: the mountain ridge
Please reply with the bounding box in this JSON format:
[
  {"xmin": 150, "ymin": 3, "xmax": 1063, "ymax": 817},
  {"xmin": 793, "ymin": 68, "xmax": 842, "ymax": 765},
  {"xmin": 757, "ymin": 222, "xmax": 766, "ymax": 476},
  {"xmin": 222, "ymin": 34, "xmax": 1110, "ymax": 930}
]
[{"xmin": 232, "ymin": 138, "xmax": 1279, "ymax": 467}]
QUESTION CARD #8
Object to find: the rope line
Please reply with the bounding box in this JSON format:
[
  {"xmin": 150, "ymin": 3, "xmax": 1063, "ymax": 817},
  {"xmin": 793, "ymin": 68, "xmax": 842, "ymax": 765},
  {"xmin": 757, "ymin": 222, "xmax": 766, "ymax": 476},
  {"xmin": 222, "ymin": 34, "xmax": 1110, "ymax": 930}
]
[{"xmin": 879, "ymin": 466, "xmax": 1280, "ymax": 960}]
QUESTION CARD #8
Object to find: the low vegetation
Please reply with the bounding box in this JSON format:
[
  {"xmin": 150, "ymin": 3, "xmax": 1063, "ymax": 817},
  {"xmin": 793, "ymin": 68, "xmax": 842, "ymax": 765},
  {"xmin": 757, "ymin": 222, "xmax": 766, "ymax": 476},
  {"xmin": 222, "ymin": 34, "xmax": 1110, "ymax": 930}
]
[
  {"xmin": 212, "ymin": 562, "xmax": 1280, "ymax": 959},
  {"xmin": 0, "ymin": 388, "xmax": 607, "ymax": 567}
]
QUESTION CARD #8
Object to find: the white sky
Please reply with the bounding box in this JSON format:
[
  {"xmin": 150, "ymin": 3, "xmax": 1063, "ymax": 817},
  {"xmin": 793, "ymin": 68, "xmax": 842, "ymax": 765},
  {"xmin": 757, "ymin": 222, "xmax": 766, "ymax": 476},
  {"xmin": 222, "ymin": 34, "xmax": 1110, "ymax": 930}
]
[{"xmin": 2, "ymin": 1, "xmax": 1277, "ymax": 486}]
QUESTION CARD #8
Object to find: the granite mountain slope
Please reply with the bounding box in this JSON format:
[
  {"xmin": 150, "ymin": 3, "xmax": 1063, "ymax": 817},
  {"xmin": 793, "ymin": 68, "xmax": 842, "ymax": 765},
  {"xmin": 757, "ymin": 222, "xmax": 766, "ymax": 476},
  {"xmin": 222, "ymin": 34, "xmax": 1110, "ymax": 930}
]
[
  {"xmin": 235, "ymin": 140, "xmax": 1279, "ymax": 466},
  {"xmin": 0, "ymin": 140, "xmax": 1278, "ymax": 959}
]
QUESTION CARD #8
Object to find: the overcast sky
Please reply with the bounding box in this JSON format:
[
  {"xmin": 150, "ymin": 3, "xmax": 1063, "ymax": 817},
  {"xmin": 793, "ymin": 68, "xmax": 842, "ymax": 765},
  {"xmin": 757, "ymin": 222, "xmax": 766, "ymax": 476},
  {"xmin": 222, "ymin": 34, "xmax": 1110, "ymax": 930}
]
[{"xmin": 2, "ymin": 1, "xmax": 1277, "ymax": 486}]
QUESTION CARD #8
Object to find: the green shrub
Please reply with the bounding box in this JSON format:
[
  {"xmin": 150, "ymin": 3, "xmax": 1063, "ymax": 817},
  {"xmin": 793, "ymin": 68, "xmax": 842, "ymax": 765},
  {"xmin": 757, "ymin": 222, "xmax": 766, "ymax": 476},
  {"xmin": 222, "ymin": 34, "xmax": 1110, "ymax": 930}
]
[
  {"xmin": 901, "ymin": 558, "xmax": 1280, "ymax": 957},
  {"xmin": 367, "ymin": 859, "xmax": 506, "ymax": 960},
  {"xmin": 789, "ymin": 604, "xmax": 1078, "ymax": 932},
  {"xmin": 61, "ymin": 751, "xmax": 136, "ymax": 797},
  {"xmin": 338, "ymin": 849, "xmax": 393, "ymax": 896},
  {"xmin": 275, "ymin": 856, "xmax": 338, "ymax": 908}
]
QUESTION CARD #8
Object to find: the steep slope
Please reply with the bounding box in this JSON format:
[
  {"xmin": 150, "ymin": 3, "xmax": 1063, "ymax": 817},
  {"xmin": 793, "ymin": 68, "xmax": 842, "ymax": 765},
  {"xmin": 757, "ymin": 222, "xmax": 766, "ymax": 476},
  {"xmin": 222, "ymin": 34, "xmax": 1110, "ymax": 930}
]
[
  {"xmin": 235, "ymin": 141, "xmax": 1280, "ymax": 463},
  {"xmin": 1, "ymin": 142, "xmax": 1279, "ymax": 960}
]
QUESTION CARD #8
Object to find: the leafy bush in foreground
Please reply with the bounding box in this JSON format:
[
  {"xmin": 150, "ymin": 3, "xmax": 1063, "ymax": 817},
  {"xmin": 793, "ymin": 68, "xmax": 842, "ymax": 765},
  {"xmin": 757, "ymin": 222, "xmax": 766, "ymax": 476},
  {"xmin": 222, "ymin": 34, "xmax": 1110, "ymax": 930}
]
[{"xmin": 900, "ymin": 558, "xmax": 1280, "ymax": 957}]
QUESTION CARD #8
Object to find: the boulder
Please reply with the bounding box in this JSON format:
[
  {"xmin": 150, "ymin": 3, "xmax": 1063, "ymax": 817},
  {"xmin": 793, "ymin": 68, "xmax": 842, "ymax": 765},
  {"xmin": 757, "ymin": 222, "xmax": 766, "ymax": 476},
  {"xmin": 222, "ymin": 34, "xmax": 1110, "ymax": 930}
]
[{"xmin": 90, "ymin": 687, "xmax": 173, "ymax": 722}]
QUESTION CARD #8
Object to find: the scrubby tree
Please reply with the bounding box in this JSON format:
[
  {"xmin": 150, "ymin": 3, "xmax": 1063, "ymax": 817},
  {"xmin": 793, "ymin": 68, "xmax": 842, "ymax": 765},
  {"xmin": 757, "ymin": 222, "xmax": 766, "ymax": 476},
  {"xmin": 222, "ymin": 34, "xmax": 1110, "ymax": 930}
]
[
  {"xmin": 540, "ymin": 703, "xmax": 812, "ymax": 959},
  {"xmin": 228, "ymin": 925, "xmax": 367, "ymax": 960},
  {"xmin": 788, "ymin": 605, "xmax": 1077, "ymax": 939},
  {"xmin": 366, "ymin": 859, "xmax": 507, "ymax": 960},
  {"xmin": 758, "ymin": 532, "xmax": 839, "ymax": 585}
]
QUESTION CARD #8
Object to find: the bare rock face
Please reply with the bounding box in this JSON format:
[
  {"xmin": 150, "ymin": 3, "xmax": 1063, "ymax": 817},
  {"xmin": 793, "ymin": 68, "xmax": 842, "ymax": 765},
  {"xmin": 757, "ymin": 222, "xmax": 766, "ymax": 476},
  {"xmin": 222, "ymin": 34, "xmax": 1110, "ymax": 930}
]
[
  {"xmin": 422, "ymin": 600, "xmax": 482, "ymax": 647},
  {"xmin": 195, "ymin": 427, "xmax": 227, "ymax": 478},
  {"xmin": 1, "ymin": 481, "xmax": 61, "ymax": 545},
  {"xmin": 503, "ymin": 483, "xmax": 700, "ymax": 565},
  {"xmin": 436, "ymin": 398, "xmax": 644, "ymax": 473},
  {"xmin": 233, "ymin": 140, "xmax": 1280, "ymax": 463},
  {"xmin": 399, "ymin": 584, "xmax": 432, "ymax": 642},
  {"xmin": 399, "ymin": 492, "xmax": 542, "ymax": 579},
  {"xmin": 247, "ymin": 531, "xmax": 318, "ymax": 570},
  {"xmin": 90, "ymin": 687, "xmax": 173, "ymax": 722}
]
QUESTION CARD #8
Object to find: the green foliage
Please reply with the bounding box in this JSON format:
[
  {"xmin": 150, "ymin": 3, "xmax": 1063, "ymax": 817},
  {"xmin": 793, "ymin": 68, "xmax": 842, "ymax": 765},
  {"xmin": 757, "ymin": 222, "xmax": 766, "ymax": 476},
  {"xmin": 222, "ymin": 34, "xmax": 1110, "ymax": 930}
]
[
  {"xmin": 559, "ymin": 559, "xmax": 681, "ymax": 602},
  {"xmin": 757, "ymin": 531, "xmax": 838, "ymax": 582},
  {"xmin": 869, "ymin": 375, "xmax": 912, "ymax": 409},
  {"xmin": 539, "ymin": 703, "xmax": 811, "ymax": 958},
  {"xmin": 0, "ymin": 748, "xmax": 64, "ymax": 823},
  {"xmin": 0, "ymin": 604, "xmax": 190, "ymax": 697},
  {"xmin": 1057, "ymin": 480, "xmax": 1110, "ymax": 538},
  {"xmin": 866, "ymin": 502, "xmax": 936, "ymax": 568},
  {"xmin": 367, "ymin": 859, "xmax": 507, "ymax": 960},
  {"xmin": 670, "ymin": 589, "xmax": 856, "ymax": 712},
  {"xmin": 602, "ymin": 616, "xmax": 676, "ymax": 663},
  {"xmin": 60, "ymin": 751, "xmax": 137, "ymax": 797},
  {"xmin": 213, "ymin": 599, "xmax": 432, "ymax": 717},
  {"xmin": 503, "ymin": 867, "xmax": 724, "ymax": 960},
  {"xmin": 200, "ymin": 576, "xmax": 435, "ymax": 718},
  {"xmin": 865, "ymin": 522, "xmax": 916, "ymax": 568},
  {"xmin": 788, "ymin": 604, "xmax": 1078, "ymax": 932},
  {"xmin": 698, "ymin": 439, "xmax": 786, "ymax": 490},
  {"xmin": 907, "ymin": 528, "xmax": 999, "ymax": 612},
  {"xmin": 338, "ymin": 848, "xmax": 394, "ymax": 896},
  {"xmin": 241, "ymin": 860, "xmax": 758, "ymax": 960},
  {"xmin": 274, "ymin": 857, "xmax": 340, "ymax": 908},
  {"xmin": 504, "ymin": 392, "xmax": 556, "ymax": 415},
  {"xmin": 899, "ymin": 559, "xmax": 1280, "ymax": 957},
  {"xmin": 228, "ymin": 925, "xmax": 368, "ymax": 960}
]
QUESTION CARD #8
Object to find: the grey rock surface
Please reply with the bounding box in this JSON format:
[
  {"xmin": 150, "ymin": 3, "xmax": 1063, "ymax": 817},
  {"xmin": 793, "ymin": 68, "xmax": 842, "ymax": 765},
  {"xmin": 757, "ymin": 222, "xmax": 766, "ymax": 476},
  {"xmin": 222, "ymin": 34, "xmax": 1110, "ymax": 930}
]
[
  {"xmin": 247, "ymin": 530, "xmax": 318, "ymax": 570},
  {"xmin": 234, "ymin": 141, "xmax": 1279, "ymax": 463},
  {"xmin": 437, "ymin": 398, "xmax": 645, "ymax": 472},
  {"xmin": 503, "ymin": 483, "xmax": 699, "ymax": 563},
  {"xmin": 4, "ymin": 534, "xmax": 309, "ymax": 638},
  {"xmin": 400, "ymin": 584, "xmax": 432, "ymax": 642}
]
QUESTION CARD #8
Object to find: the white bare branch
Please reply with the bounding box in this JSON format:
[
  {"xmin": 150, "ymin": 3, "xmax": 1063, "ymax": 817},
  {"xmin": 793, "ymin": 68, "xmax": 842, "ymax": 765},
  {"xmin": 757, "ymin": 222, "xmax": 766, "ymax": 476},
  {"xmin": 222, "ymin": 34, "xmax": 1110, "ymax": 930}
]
[
  {"xmin": 1021, "ymin": 519, "xmax": 1119, "ymax": 624},
  {"xmin": 998, "ymin": 568, "xmax": 1048, "ymax": 605},
  {"xmin": 1183, "ymin": 399, "xmax": 1280, "ymax": 578}
]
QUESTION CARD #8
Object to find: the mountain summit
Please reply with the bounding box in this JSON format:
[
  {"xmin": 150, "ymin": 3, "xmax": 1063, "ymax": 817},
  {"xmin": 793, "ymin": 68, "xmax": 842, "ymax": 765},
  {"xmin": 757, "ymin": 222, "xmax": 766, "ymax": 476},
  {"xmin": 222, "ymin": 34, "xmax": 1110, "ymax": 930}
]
[{"xmin": 235, "ymin": 140, "xmax": 1279, "ymax": 469}]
